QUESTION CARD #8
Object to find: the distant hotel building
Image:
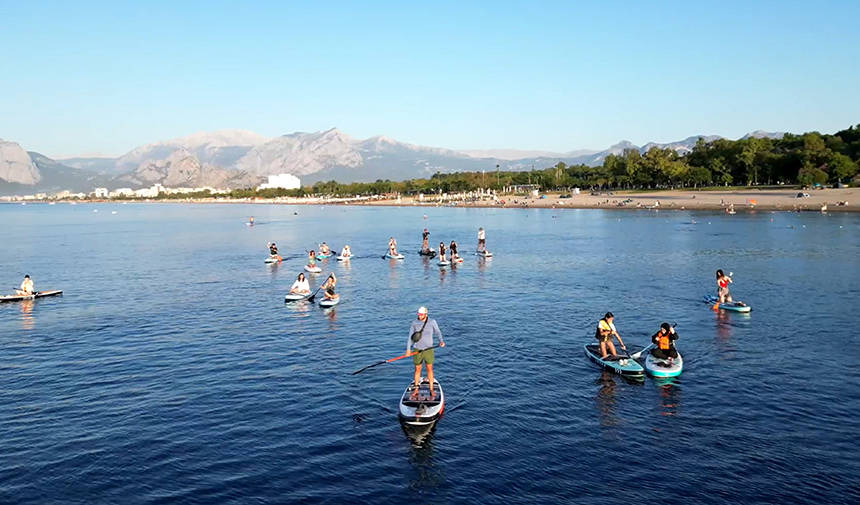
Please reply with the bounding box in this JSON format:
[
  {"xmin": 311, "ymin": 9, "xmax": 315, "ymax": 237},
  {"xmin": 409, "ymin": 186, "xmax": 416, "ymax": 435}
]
[{"xmin": 258, "ymin": 174, "xmax": 301, "ymax": 190}]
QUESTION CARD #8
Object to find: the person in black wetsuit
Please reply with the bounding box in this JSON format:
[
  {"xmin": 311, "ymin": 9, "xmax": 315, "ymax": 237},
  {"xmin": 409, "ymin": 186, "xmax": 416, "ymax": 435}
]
[
  {"xmin": 650, "ymin": 323, "xmax": 679, "ymax": 360},
  {"xmin": 449, "ymin": 240, "xmax": 459, "ymax": 260},
  {"xmin": 438, "ymin": 242, "xmax": 447, "ymax": 262}
]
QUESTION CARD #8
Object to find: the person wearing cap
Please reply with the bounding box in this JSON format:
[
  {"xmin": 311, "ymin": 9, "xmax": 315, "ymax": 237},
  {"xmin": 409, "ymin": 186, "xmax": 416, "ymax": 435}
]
[
  {"xmin": 650, "ymin": 323, "xmax": 679, "ymax": 361},
  {"xmin": 407, "ymin": 306, "xmax": 445, "ymax": 397},
  {"xmin": 595, "ymin": 312, "xmax": 626, "ymax": 359}
]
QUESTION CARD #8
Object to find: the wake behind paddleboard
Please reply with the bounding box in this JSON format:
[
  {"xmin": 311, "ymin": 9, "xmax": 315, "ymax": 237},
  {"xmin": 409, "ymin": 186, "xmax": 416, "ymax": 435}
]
[
  {"xmin": 0, "ymin": 290, "xmax": 64, "ymax": 303},
  {"xmin": 399, "ymin": 378, "xmax": 444, "ymax": 426}
]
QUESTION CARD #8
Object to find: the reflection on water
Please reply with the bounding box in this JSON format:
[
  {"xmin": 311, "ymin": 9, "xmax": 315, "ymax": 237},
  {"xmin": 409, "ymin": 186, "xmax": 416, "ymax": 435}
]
[
  {"xmin": 594, "ymin": 371, "xmax": 619, "ymax": 429},
  {"xmin": 714, "ymin": 311, "xmax": 745, "ymax": 357},
  {"xmin": 402, "ymin": 421, "xmax": 445, "ymax": 494},
  {"xmin": 655, "ymin": 381, "xmax": 682, "ymax": 417},
  {"xmin": 324, "ymin": 307, "xmax": 338, "ymax": 322},
  {"xmin": 284, "ymin": 300, "xmax": 314, "ymax": 318},
  {"xmin": 20, "ymin": 300, "xmax": 35, "ymax": 330}
]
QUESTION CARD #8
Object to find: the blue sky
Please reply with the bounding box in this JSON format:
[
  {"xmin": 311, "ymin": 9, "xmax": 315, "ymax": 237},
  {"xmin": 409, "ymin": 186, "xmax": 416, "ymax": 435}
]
[{"xmin": 1, "ymin": 0, "xmax": 858, "ymax": 158}]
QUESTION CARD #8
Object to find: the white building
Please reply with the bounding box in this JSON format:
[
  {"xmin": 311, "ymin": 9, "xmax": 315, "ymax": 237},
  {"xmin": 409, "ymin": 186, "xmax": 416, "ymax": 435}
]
[
  {"xmin": 258, "ymin": 174, "xmax": 301, "ymax": 190},
  {"xmin": 109, "ymin": 188, "xmax": 135, "ymax": 198},
  {"xmin": 94, "ymin": 187, "xmax": 109, "ymax": 198}
]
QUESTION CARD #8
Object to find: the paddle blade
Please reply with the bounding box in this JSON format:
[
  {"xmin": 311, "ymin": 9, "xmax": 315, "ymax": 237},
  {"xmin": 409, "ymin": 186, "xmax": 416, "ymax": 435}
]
[
  {"xmin": 712, "ymin": 302, "xmax": 720, "ymax": 311},
  {"xmin": 352, "ymin": 360, "xmax": 386, "ymax": 375}
]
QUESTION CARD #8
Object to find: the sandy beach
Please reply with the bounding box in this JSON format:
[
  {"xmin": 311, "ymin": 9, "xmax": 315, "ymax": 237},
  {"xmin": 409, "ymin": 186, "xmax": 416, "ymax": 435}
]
[{"xmin": 360, "ymin": 187, "xmax": 857, "ymax": 212}]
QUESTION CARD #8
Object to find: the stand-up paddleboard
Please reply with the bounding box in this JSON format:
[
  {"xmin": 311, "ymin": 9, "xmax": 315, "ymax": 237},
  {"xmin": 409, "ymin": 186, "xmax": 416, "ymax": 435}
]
[
  {"xmin": 319, "ymin": 297, "xmax": 340, "ymax": 308},
  {"xmin": 0, "ymin": 290, "xmax": 63, "ymax": 303},
  {"xmin": 385, "ymin": 253, "xmax": 405, "ymax": 260},
  {"xmin": 475, "ymin": 251, "xmax": 493, "ymax": 258},
  {"xmin": 703, "ymin": 295, "xmax": 751, "ymax": 312},
  {"xmin": 317, "ymin": 253, "xmax": 333, "ymax": 259},
  {"xmin": 399, "ymin": 378, "xmax": 444, "ymax": 426},
  {"xmin": 438, "ymin": 260, "xmax": 450, "ymax": 267},
  {"xmin": 304, "ymin": 265, "xmax": 322, "ymax": 273},
  {"xmin": 285, "ymin": 292, "xmax": 310, "ymax": 302},
  {"xmin": 264, "ymin": 257, "xmax": 281, "ymax": 263},
  {"xmin": 584, "ymin": 343, "xmax": 644, "ymax": 377},
  {"xmin": 634, "ymin": 345, "xmax": 684, "ymax": 378},
  {"xmin": 451, "ymin": 257, "xmax": 463, "ymax": 263},
  {"xmin": 337, "ymin": 255, "xmax": 351, "ymax": 261},
  {"xmin": 418, "ymin": 249, "xmax": 437, "ymax": 258}
]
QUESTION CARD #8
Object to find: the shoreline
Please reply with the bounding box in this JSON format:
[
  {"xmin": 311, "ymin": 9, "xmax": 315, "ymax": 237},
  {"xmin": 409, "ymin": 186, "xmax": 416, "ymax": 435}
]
[{"xmin": 4, "ymin": 188, "xmax": 858, "ymax": 212}]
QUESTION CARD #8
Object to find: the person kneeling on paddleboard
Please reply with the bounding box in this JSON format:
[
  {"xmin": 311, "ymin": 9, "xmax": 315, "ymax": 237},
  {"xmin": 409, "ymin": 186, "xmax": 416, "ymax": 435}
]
[
  {"xmin": 341, "ymin": 245, "xmax": 352, "ymax": 258},
  {"xmin": 320, "ymin": 243, "xmax": 331, "ymax": 256},
  {"xmin": 716, "ymin": 270, "xmax": 733, "ymax": 303},
  {"xmin": 268, "ymin": 242, "xmax": 281, "ymax": 261},
  {"xmin": 596, "ymin": 312, "xmax": 627, "ymax": 359},
  {"xmin": 290, "ymin": 273, "xmax": 310, "ymax": 294},
  {"xmin": 422, "ymin": 229, "xmax": 430, "ymax": 253},
  {"xmin": 389, "ymin": 237, "xmax": 399, "ymax": 256},
  {"xmin": 650, "ymin": 323, "xmax": 679, "ymax": 361},
  {"xmin": 407, "ymin": 306, "xmax": 445, "ymax": 398},
  {"xmin": 308, "ymin": 250, "xmax": 317, "ymax": 267},
  {"xmin": 322, "ymin": 273, "xmax": 338, "ymax": 301},
  {"xmin": 17, "ymin": 275, "xmax": 34, "ymax": 295}
]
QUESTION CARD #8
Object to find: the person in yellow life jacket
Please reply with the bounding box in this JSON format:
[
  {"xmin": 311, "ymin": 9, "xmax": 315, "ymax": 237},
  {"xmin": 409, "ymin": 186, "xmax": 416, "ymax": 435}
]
[
  {"xmin": 650, "ymin": 323, "xmax": 679, "ymax": 360},
  {"xmin": 17, "ymin": 275, "xmax": 34, "ymax": 295},
  {"xmin": 595, "ymin": 312, "xmax": 626, "ymax": 358}
]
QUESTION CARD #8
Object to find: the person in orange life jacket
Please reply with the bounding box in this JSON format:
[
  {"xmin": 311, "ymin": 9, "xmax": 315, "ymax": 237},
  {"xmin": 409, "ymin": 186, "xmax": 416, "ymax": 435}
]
[{"xmin": 650, "ymin": 323, "xmax": 679, "ymax": 360}]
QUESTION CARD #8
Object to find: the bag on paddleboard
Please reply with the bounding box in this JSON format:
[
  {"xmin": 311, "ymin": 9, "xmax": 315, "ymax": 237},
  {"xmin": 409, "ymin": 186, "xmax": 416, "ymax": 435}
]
[{"xmin": 411, "ymin": 319, "xmax": 429, "ymax": 343}]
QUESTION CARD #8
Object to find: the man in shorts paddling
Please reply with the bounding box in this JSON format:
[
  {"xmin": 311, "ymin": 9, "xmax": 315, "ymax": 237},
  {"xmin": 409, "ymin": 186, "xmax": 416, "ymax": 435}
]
[
  {"xmin": 407, "ymin": 306, "xmax": 445, "ymax": 397},
  {"xmin": 477, "ymin": 227, "xmax": 486, "ymax": 252},
  {"xmin": 596, "ymin": 312, "xmax": 627, "ymax": 359}
]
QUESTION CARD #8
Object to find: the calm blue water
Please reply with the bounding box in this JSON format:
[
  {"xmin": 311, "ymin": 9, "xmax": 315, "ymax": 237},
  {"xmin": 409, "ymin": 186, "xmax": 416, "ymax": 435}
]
[{"xmin": 1, "ymin": 202, "xmax": 859, "ymax": 504}]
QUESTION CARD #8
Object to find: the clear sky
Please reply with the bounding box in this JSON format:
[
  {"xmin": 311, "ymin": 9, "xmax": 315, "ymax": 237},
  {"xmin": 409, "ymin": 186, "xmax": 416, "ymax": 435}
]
[{"xmin": 1, "ymin": 0, "xmax": 858, "ymax": 158}]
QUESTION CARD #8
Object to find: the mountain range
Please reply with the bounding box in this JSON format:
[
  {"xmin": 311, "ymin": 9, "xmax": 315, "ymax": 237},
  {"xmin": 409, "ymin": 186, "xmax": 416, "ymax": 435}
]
[{"xmin": 0, "ymin": 129, "xmax": 785, "ymax": 196}]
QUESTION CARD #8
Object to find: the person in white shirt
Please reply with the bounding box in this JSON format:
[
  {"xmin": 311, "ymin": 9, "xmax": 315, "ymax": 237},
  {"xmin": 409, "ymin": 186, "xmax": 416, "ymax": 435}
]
[
  {"xmin": 17, "ymin": 275, "xmax": 34, "ymax": 295},
  {"xmin": 290, "ymin": 273, "xmax": 311, "ymax": 294},
  {"xmin": 340, "ymin": 245, "xmax": 352, "ymax": 258}
]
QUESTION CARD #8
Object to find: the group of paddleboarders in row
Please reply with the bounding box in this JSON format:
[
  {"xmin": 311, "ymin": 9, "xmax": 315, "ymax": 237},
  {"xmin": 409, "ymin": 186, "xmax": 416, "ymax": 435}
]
[{"xmin": 416, "ymin": 227, "xmax": 492, "ymax": 262}]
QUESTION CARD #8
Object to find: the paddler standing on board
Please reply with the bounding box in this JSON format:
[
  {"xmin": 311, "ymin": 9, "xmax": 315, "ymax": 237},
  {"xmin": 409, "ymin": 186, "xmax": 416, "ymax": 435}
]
[
  {"xmin": 477, "ymin": 227, "xmax": 486, "ymax": 253},
  {"xmin": 596, "ymin": 312, "xmax": 627, "ymax": 359},
  {"xmin": 407, "ymin": 306, "xmax": 445, "ymax": 398},
  {"xmin": 16, "ymin": 275, "xmax": 34, "ymax": 295},
  {"xmin": 421, "ymin": 228, "xmax": 430, "ymax": 253},
  {"xmin": 716, "ymin": 269, "xmax": 733, "ymax": 303}
]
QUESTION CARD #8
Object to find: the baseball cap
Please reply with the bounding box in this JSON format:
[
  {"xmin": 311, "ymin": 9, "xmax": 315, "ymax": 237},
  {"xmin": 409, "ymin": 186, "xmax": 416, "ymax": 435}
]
[{"xmin": 418, "ymin": 306, "xmax": 428, "ymax": 315}]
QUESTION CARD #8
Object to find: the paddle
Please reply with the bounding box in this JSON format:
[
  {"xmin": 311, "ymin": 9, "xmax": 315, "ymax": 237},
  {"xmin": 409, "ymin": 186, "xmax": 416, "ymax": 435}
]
[
  {"xmin": 307, "ymin": 274, "xmax": 332, "ymax": 302},
  {"xmin": 352, "ymin": 345, "xmax": 442, "ymax": 375}
]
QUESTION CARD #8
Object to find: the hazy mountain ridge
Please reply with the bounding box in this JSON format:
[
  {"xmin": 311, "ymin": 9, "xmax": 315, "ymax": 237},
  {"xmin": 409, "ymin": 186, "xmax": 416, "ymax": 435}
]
[{"xmin": 1, "ymin": 129, "xmax": 789, "ymax": 194}]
